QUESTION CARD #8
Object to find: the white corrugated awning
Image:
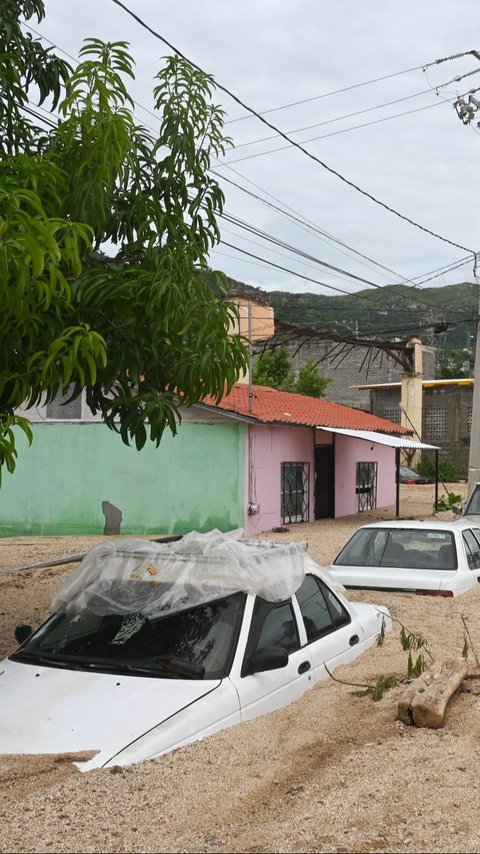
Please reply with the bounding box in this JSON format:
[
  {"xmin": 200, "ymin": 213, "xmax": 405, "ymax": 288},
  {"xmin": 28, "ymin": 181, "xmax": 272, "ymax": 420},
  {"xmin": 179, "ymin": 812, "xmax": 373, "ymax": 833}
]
[{"xmin": 317, "ymin": 426, "xmax": 440, "ymax": 450}]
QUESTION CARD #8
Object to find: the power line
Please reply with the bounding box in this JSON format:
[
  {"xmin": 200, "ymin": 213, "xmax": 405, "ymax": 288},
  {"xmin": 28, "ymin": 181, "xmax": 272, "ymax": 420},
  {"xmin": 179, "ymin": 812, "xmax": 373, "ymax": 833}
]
[
  {"xmin": 18, "ymin": 90, "xmax": 475, "ymax": 313},
  {"xmin": 225, "ymin": 58, "xmax": 475, "ymax": 124},
  {"xmin": 220, "ymin": 239, "xmax": 386, "ymax": 300},
  {"xmin": 219, "ymin": 98, "xmax": 455, "ymax": 165},
  {"xmin": 230, "ymin": 66, "xmax": 479, "ymax": 155},
  {"xmin": 18, "ymin": 10, "xmax": 479, "ymax": 309},
  {"xmin": 214, "ymin": 168, "xmax": 472, "ymax": 290},
  {"xmin": 220, "ymin": 238, "xmax": 453, "ymax": 313},
  {"xmin": 219, "ymin": 203, "xmax": 475, "ymax": 305},
  {"xmin": 109, "ymin": 0, "xmax": 477, "ymax": 257},
  {"xmin": 23, "ymin": 9, "xmax": 478, "ymax": 284},
  {"xmin": 17, "ymin": 103, "xmax": 58, "ymax": 129},
  {"xmin": 233, "ymin": 85, "xmax": 460, "ymax": 151},
  {"xmin": 220, "ymin": 210, "xmax": 442, "ymax": 303}
]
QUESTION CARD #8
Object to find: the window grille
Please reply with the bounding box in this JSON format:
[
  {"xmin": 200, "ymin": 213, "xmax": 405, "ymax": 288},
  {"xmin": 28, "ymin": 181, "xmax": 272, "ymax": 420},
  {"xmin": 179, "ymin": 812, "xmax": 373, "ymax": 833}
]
[
  {"xmin": 383, "ymin": 408, "xmax": 401, "ymax": 424},
  {"xmin": 424, "ymin": 408, "xmax": 447, "ymax": 440},
  {"xmin": 281, "ymin": 462, "xmax": 309, "ymax": 524},
  {"xmin": 467, "ymin": 406, "xmax": 473, "ymax": 437},
  {"xmin": 356, "ymin": 462, "xmax": 377, "ymax": 512}
]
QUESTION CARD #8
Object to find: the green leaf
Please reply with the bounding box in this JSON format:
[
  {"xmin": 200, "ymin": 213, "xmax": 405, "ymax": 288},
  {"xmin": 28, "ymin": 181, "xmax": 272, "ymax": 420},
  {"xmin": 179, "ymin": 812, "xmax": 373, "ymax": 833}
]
[{"xmin": 0, "ymin": 18, "xmax": 248, "ymax": 478}]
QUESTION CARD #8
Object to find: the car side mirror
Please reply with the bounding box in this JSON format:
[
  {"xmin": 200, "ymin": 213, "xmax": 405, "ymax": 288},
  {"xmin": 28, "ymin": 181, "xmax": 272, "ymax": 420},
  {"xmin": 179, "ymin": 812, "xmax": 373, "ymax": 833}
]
[
  {"xmin": 14, "ymin": 624, "xmax": 32, "ymax": 645},
  {"xmin": 452, "ymin": 503, "xmax": 464, "ymax": 516},
  {"xmin": 248, "ymin": 646, "xmax": 288, "ymax": 674}
]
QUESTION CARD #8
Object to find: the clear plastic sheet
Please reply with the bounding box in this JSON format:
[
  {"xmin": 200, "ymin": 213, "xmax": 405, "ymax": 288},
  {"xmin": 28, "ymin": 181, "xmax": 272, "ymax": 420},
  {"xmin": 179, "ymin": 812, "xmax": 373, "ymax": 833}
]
[{"xmin": 50, "ymin": 528, "xmax": 322, "ymax": 617}]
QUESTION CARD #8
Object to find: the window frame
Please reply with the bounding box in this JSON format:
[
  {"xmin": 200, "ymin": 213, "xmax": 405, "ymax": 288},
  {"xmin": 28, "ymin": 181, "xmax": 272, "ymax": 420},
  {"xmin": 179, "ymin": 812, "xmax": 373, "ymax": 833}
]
[
  {"xmin": 280, "ymin": 461, "xmax": 310, "ymax": 524},
  {"xmin": 241, "ymin": 597, "xmax": 301, "ymax": 677},
  {"xmin": 295, "ymin": 574, "xmax": 351, "ymax": 643}
]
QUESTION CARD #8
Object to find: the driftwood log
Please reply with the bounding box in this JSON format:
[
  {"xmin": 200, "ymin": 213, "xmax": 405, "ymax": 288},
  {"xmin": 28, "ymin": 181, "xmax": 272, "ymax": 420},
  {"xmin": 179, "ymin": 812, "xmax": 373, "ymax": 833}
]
[{"xmin": 397, "ymin": 657, "xmax": 468, "ymax": 728}]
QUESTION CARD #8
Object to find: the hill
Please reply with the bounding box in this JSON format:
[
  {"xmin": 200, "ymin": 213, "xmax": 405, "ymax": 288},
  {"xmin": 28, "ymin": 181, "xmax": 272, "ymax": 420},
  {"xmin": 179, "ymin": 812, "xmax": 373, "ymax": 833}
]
[{"xmin": 227, "ymin": 279, "xmax": 478, "ymax": 351}]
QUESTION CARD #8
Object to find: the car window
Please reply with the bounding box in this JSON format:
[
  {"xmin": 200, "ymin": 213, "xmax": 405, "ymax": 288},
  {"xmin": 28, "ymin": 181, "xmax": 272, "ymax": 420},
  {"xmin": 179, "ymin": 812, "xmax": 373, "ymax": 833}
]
[
  {"xmin": 465, "ymin": 486, "xmax": 480, "ymax": 515},
  {"xmin": 254, "ymin": 601, "xmax": 300, "ymax": 654},
  {"xmin": 334, "ymin": 527, "xmax": 457, "ymax": 570},
  {"xmin": 13, "ymin": 593, "xmax": 246, "ymax": 680},
  {"xmin": 333, "ymin": 528, "xmax": 389, "ymax": 566},
  {"xmin": 462, "ymin": 530, "xmax": 480, "ymax": 570},
  {"xmin": 295, "ymin": 575, "xmax": 351, "ymax": 642}
]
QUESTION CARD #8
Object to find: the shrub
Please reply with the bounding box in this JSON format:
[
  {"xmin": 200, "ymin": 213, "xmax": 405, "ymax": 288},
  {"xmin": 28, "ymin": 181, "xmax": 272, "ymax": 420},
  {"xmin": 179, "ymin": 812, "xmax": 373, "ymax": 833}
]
[{"xmin": 418, "ymin": 454, "xmax": 458, "ymax": 482}]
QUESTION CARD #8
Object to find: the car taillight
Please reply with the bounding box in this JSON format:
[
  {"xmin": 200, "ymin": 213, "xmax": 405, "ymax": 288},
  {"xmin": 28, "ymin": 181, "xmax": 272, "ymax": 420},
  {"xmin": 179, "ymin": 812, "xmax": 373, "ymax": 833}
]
[{"xmin": 417, "ymin": 589, "xmax": 453, "ymax": 598}]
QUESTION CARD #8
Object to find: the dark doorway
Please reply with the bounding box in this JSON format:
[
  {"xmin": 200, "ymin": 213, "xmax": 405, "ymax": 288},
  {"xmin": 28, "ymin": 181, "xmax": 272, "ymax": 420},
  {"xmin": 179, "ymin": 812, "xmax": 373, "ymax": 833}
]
[{"xmin": 314, "ymin": 445, "xmax": 335, "ymax": 519}]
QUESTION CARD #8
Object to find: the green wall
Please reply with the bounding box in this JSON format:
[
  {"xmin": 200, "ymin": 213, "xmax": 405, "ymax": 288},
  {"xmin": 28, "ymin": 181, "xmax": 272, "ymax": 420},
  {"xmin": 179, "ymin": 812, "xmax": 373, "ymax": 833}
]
[{"xmin": 0, "ymin": 422, "xmax": 245, "ymax": 537}]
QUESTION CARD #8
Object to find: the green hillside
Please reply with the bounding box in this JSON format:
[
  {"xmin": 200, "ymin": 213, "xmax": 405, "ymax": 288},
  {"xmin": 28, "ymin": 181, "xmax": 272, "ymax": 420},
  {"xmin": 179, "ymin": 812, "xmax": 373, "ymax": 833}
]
[{"xmin": 227, "ymin": 279, "xmax": 478, "ymax": 351}]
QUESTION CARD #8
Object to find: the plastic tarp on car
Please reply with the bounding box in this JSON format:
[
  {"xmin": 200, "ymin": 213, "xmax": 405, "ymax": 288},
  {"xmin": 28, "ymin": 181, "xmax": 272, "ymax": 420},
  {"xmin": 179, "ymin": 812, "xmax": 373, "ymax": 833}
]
[{"xmin": 50, "ymin": 528, "xmax": 324, "ymax": 617}]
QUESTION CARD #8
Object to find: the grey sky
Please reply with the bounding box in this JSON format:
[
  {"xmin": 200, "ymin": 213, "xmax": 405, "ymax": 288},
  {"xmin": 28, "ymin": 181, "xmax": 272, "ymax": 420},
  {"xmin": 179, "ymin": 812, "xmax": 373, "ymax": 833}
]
[{"xmin": 38, "ymin": 0, "xmax": 480, "ymax": 298}]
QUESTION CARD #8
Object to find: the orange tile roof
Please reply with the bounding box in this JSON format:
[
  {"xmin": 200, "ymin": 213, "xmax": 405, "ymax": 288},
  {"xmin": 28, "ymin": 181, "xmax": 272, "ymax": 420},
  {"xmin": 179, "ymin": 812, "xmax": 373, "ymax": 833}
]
[{"xmin": 202, "ymin": 384, "xmax": 409, "ymax": 434}]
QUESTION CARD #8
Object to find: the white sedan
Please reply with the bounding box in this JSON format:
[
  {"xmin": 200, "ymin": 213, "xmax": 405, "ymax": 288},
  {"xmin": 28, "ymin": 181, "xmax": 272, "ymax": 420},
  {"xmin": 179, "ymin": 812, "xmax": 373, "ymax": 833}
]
[
  {"xmin": 0, "ymin": 531, "xmax": 390, "ymax": 771},
  {"xmin": 326, "ymin": 519, "xmax": 480, "ymax": 597}
]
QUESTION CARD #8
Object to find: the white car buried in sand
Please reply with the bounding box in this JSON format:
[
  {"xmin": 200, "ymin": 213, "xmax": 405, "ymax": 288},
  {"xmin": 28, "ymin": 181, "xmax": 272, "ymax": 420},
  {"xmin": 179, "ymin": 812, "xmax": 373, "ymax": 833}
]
[
  {"xmin": 0, "ymin": 530, "xmax": 390, "ymax": 770},
  {"xmin": 326, "ymin": 519, "xmax": 480, "ymax": 597}
]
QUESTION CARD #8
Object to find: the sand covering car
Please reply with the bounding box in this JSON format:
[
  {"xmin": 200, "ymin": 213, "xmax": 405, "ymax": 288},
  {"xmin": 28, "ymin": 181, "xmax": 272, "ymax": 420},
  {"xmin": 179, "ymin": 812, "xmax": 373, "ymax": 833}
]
[{"xmin": 0, "ymin": 529, "xmax": 388, "ymax": 770}]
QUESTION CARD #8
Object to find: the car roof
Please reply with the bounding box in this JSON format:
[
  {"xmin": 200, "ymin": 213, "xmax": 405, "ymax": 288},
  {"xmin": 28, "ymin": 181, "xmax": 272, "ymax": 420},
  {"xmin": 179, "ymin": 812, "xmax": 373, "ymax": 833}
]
[
  {"xmin": 50, "ymin": 532, "xmax": 318, "ymax": 617},
  {"xmin": 354, "ymin": 519, "xmax": 479, "ymax": 532}
]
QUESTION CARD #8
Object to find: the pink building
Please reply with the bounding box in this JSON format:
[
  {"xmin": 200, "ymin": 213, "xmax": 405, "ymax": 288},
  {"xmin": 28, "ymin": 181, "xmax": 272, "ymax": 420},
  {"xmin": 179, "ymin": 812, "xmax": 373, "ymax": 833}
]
[{"xmin": 200, "ymin": 384, "xmax": 437, "ymax": 535}]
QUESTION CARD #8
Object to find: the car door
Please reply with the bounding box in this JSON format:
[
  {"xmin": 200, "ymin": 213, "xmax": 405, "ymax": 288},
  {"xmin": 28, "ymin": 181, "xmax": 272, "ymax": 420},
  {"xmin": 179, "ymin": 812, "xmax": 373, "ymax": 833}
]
[
  {"xmin": 230, "ymin": 597, "xmax": 313, "ymax": 723},
  {"xmin": 293, "ymin": 574, "xmax": 363, "ymax": 683}
]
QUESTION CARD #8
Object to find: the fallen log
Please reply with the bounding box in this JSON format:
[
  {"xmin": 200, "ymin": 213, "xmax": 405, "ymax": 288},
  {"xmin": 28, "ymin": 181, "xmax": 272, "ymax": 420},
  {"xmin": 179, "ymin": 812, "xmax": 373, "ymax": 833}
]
[{"xmin": 397, "ymin": 657, "xmax": 468, "ymax": 728}]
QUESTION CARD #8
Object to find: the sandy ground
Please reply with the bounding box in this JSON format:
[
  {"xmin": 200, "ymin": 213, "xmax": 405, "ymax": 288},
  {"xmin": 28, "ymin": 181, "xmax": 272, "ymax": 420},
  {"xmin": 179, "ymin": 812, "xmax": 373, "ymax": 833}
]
[{"xmin": 1, "ymin": 483, "xmax": 480, "ymax": 853}]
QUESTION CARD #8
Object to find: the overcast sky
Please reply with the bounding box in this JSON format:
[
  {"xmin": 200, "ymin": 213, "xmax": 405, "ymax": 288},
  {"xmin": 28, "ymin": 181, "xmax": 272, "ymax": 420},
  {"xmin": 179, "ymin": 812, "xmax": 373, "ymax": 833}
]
[{"xmin": 35, "ymin": 0, "xmax": 480, "ymax": 302}]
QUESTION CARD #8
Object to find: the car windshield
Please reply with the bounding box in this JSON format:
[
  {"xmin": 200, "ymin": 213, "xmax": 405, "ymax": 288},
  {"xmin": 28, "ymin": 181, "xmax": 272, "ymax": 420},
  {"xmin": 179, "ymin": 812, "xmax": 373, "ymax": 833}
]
[
  {"xmin": 11, "ymin": 592, "xmax": 246, "ymax": 680},
  {"xmin": 333, "ymin": 528, "xmax": 457, "ymax": 570}
]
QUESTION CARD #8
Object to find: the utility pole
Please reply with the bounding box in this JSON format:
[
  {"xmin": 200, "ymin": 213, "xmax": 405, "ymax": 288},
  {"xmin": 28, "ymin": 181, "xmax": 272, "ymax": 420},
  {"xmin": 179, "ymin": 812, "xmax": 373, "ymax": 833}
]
[
  {"xmin": 468, "ymin": 264, "xmax": 480, "ymax": 494},
  {"xmin": 453, "ymin": 73, "xmax": 480, "ymax": 496}
]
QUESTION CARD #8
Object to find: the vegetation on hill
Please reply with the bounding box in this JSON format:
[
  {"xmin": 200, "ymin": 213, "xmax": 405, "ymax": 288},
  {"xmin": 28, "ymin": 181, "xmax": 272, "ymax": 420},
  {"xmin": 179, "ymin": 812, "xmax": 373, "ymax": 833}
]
[{"xmin": 228, "ymin": 279, "xmax": 477, "ymax": 372}]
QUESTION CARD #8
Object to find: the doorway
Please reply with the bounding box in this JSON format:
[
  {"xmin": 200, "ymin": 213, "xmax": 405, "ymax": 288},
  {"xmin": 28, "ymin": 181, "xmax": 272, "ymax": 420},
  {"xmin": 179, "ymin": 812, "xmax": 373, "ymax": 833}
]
[{"xmin": 314, "ymin": 445, "xmax": 335, "ymax": 519}]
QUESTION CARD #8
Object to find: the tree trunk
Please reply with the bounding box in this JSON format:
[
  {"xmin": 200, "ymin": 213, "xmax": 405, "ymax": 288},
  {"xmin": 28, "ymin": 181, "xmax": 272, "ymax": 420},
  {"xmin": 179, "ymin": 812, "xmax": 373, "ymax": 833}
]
[{"xmin": 397, "ymin": 658, "xmax": 468, "ymax": 728}]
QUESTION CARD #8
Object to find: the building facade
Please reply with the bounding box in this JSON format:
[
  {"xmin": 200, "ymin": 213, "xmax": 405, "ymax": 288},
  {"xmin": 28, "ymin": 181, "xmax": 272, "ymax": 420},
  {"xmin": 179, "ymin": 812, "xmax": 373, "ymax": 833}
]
[
  {"xmin": 365, "ymin": 379, "xmax": 473, "ymax": 476},
  {"xmin": 4, "ymin": 384, "xmax": 421, "ymax": 538}
]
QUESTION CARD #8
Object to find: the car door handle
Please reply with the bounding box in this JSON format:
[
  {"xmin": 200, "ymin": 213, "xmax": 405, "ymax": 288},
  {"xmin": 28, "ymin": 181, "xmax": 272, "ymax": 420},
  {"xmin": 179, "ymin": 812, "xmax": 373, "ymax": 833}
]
[
  {"xmin": 298, "ymin": 660, "xmax": 311, "ymax": 674},
  {"xmin": 349, "ymin": 634, "xmax": 359, "ymax": 646}
]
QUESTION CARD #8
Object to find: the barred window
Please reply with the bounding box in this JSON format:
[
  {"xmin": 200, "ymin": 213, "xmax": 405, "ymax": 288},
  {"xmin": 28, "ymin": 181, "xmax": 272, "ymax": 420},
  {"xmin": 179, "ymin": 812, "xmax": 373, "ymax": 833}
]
[
  {"xmin": 281, "ymin": 462, "xmax": 309, "ymax": 524},
  {"xmin": 424, "ymin": 408, "xmax": 447, "ymax": 440}
]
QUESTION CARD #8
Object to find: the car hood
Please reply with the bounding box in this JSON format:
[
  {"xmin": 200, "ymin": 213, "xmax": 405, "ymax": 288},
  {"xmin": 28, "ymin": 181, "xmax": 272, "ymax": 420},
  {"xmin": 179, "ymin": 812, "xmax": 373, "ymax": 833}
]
[{"xmin": 0, "ymin": 657, "xmax": 220, "ymax": 769}]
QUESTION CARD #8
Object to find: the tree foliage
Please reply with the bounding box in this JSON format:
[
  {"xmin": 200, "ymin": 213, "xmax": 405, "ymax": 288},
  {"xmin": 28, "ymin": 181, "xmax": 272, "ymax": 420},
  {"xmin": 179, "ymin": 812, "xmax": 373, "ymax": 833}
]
[
  {"xmin": 253, "ymin": 350, "xmax": 331, "ymax": 398},
  {"xmin": 295, "ymin": 359, "xmax": 332, "ymax": 398},
  {"xmin": 0, "ymin": 1, "xmax": 248, "ymax": 480},
  {"xmin": 252, "ymin": 349, "xmax": 295, "ymax": 390},
  {"xmin": 436, "ymin": 349, "xmax": 472, "ymax": 379}
]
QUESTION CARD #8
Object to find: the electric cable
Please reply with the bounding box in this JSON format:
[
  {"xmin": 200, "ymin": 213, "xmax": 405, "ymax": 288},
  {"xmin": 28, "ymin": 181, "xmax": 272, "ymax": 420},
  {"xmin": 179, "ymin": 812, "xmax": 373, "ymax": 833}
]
[
  {"xmin": 233, "ymin": 86, "xmax": 463, "ymax": 151},
  {"xmin": 21, "ymin": 13, "xmax": 477, "ymax": 290},
  {"xmin": 225, "ymin": 53, "xmax": 478, "ymax": 124},
  {"xmin": 109, "ymin": 0, "xmax": 478, "ymax": 256}
]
